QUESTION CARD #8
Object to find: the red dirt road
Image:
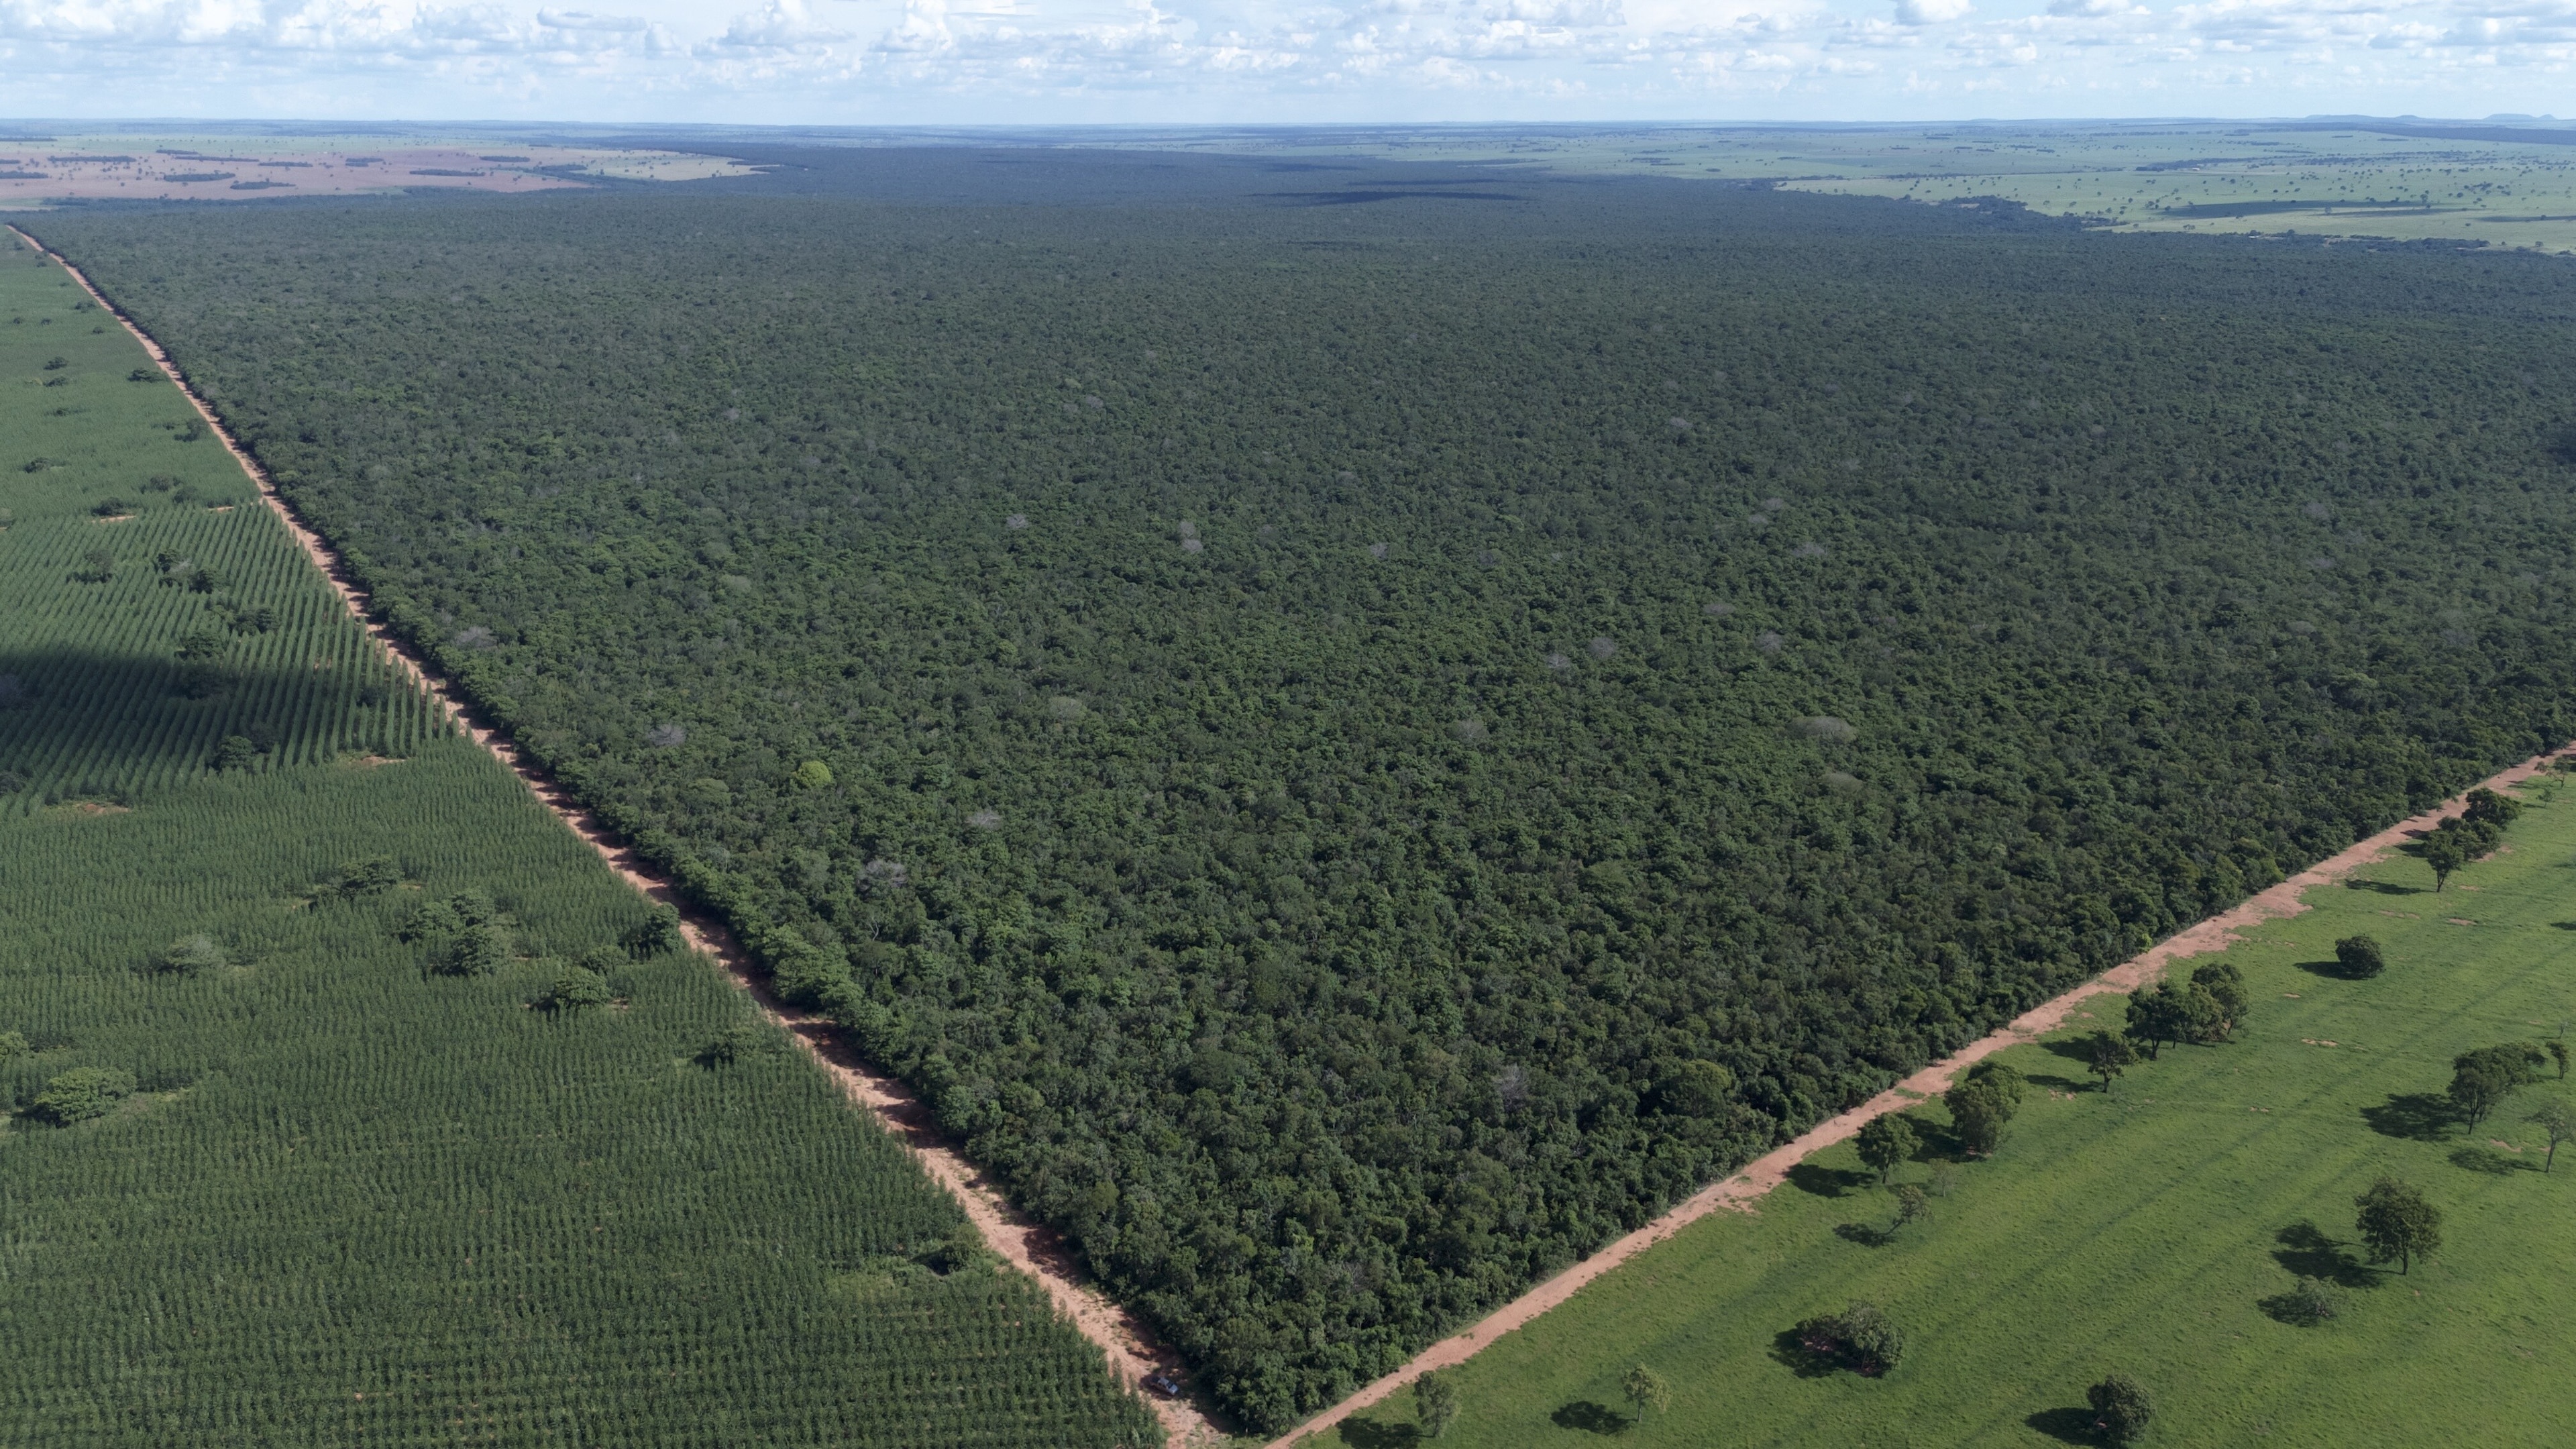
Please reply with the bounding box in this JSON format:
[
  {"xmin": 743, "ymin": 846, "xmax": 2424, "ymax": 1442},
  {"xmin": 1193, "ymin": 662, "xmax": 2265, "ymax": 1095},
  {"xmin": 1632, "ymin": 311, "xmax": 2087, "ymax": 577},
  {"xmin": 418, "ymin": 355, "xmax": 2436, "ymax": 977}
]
[
  {"xmin": 1271, "ymin": 751, "xmax": 2569, "ymax": 1447},
  {"xmin": 9, "ymin": 225, "xmax": 1226, "ymax": 1449}
]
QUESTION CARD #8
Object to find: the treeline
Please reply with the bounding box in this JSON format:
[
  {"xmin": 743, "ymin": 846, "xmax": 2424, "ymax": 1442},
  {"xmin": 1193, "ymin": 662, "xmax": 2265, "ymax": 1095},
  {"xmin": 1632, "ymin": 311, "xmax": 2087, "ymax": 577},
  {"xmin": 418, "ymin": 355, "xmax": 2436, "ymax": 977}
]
[{"xmin": 32, "ymin": 167, "xmax": 2576, "ymax": 1428}]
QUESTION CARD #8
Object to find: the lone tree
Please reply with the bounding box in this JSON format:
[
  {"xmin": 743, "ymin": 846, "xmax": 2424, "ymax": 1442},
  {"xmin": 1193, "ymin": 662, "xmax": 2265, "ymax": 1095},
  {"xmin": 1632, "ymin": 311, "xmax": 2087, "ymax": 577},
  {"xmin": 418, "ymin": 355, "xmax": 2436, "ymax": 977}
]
[
  {"xmin": 2354, "ymin": 1176, "xmax": 2442, "ymax": 1274},
  {"xmin": 2526, "ymin": 1099, "xmax": 2574, "ymax": 1173},
  {"xmin": 2422, "ymin": 828, "xmax": 2468, "ymax": 892},
  {"xmin": 1945, "ymin": 1061, "xmax": 2024, "ymax": 1157},
  {"xmin": 2189, "ymin": 963, "xmax": 2251, "ymax": 1042},
  {"xmin": 2087, "ymin": 1030, "xmax": 2139, "ymax": 1093},
  {"xmin": 2334, "ymin": 934, "xmax": 2386, "ymax": 979},
  {"xmin": 1890, "ymin": 1183, "xmax": 1931, "ymax": 1235},
  {"xmin": 2125, "ymin": 981, "xmax": 2211, "ymax": 1060},
  {"xmin": 2449, "ymin": 1042, "xmax": 2546, "ymax": 1126},
  {"xmin": 2087, "ymin": 1373, "xmax": 2155, "ymax": 1444},
  {"xmin": 1620, "ymin": 1364, "xmax": 1670, "ymax": 1419},
  {"xmin": 1413, "ymin": 1371, "xmax": 1458, "ymax": 1439},
  {"xmin": 1855, "ymin": 1112, "xmax": 1919, "ymax": 1184},
  {"xmin": 1794, "ymin": 1301, "xmax": 1906, "ymax": 1376}
]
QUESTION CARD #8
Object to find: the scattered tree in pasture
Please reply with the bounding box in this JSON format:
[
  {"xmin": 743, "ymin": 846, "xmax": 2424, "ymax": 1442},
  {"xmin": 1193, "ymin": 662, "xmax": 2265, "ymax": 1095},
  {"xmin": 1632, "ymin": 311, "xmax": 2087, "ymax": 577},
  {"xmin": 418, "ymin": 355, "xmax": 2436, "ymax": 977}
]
[
  {"xmin": 2354, "ymin": 1177, "xmax": 2442, "ymax": 1274},
  {"xmin": 2463, "ymin": 786, "xmax": 2522, "ymax": 831},
  {"xmin": 2449, "ymin": 1042, "xmax": 2545, "ymax": 1126},
  {"xmin": 2125, "ymin": 983, "xmax": 2196, "ymax": 1059},
  {"xmin": 2526, "ymin": 1099, "xmax": 2574, "ymax": 1173},
  {"xmin": 2086, "ymin": 1031, "xmax": 2139, "ymax": 1092},
  {"xmin": 1945, "ymin": 1060, "xmax": 2023, "ymax": 1156},
  {"xmin": 2270, "ymin": 1276, "xmax": 2343, "ymax": 1326},
  {"xmin": 1621, "ymin": 1364, "xmax": 1670, "ymax": 1418},
  {"xmin": 1854, "ymin": 1112, "xmax": 1918, "ymax": 1183},
  {"xmin": 30, "ymin": 1066, "xmax": 137, "ymax": 1124},
  {"xmin": 2422, "ymin": 828, "xmax": 2468, "ymax": 892},
  {"xmin": 1793, "ymin": 1301, "xmax": 1905, "ymax": 1376},
  {"xmin": 1413, "ymin": 1371, "xmax": 1459, "ymax": 1438},
  {"xmin": 2335, "ymin": 934, "xmax": 2386, "ymax": 978},
  {"xmin": 2087, "ymin": 1373, "xmax": 2155, "ymax": 1444},
  {"xmin": 2548, "ymin": 1040, "xmax": 2569, "ymax": 1082},
  {"xmin": 2189, "ymin": 963, "xmax": 2249, "ymax": 1041},
  {"xmin": 1890, "ymin": 1183, "xmax": 1930, "ymax": 1234},
  {"xmin": 152, "ymin": 934, "xmax": 225, "ymax": 975}
]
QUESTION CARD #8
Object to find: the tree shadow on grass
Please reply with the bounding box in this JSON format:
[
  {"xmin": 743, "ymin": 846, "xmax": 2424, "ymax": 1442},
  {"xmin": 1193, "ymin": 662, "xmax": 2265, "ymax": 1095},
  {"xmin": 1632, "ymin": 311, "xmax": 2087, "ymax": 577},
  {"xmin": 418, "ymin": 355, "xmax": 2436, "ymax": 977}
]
[
  {"xmin": 1338, "ymin": 1417, "xmax": 1421, "ymax": 1447},
  {"xmin": 2344, "ymin": 877, "xmax": 2426, "ymax": 896},
  {"xmin": 2295, "ymin": 957, "xmax": 2369, "ymax": 979},
  {"xmin": 2450, "ymin": 1144, "xmax": 2538, "ymax": 1175},
  {"xmin": 1833, "ymin": 1222, "xmax": 1892, "ymax": 1248},
  {"xmin": 2025, "ymin": 1072, "xmax": 2090, "ymax": 1094},
  {"xmin": 2038, "ymin": 1036, "xmax": 2096, "ymax": 1064},
  {"xmin": 2550, "ymin": 921, "xmax": 2576, "ymax": 932},
  {"xmin": 2271, "ymin": 1221, "xmax": 2379, "ymax": 1289},
  {"xmin": 1786, "ymin": 1162, "xmax": 1872, "ymax": 1198},
  {"xmin": 2361, "ymin": 1091, "xmax": 2455, "ymax": 1142},
  {"xmin": 1550, "ymin": 1401, "xmax": 1631, "ymax": 1435},
  {"xmin": 2024, "ymin": 1407, "xmax": 2098, "ymax": 1445},
  {"xmin": 1768, "ymin": 1329, "xmax": 1842, "ymax": 1380}
]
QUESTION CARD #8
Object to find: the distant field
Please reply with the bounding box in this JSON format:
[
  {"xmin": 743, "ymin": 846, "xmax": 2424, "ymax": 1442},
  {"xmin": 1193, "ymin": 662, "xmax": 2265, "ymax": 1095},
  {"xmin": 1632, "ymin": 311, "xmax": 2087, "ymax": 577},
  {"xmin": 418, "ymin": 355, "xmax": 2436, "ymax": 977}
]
[
  {"xmin": 1124, "ymin": 121, "xmax": 2576, "ymax": 256},
  {"xmin": 1341, "ymin": 782, "xmax": 2576, "ymax": 1446},
  {"xmin": 0, "ymin": 133, "xmax": 761, "ymax": 211},
  {"xmin": 0, "ymin": 242, "xmax": 1158, "ymax": 1447}
]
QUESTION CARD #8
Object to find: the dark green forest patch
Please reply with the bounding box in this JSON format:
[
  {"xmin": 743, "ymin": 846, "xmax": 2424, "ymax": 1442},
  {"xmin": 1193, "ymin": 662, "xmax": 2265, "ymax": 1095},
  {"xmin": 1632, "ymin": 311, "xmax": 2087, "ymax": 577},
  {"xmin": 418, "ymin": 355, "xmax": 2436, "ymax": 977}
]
[{"xmin": 30, "ymin": 166, "xmax": 2576, "ymax": 1428}]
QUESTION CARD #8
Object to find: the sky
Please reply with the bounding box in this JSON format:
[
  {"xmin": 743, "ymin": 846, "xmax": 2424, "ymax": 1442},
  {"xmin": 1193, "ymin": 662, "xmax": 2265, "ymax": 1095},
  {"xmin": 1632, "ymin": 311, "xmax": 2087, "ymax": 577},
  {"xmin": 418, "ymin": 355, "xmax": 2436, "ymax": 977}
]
[{"xmin": 0, "ymin": 0, "xmax": 2567, "ymax": 123}]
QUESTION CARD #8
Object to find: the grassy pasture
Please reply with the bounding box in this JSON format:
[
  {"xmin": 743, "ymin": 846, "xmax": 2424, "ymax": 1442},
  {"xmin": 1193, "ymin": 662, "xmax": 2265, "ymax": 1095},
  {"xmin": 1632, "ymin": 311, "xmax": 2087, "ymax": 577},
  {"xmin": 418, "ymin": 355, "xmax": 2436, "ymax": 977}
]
[
  {"xmin": 0, "ymin": 246, "xmax": 1158, "ymax": 1445},
  {"xmin": 1338, "ymin": 783, "xmax": 2576, "ymax": 1448}
]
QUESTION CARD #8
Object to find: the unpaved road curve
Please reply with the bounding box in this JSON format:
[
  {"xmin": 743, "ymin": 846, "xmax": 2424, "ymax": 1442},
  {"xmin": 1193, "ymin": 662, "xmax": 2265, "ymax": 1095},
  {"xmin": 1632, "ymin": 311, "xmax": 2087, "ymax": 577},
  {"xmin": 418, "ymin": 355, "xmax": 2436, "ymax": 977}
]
[
  {"xmin": 1273, "ymin": 746, "xmax": 2571, "ymax": 1446},
  {"xmin": 8, "ymin": 225, "xmax": 1227, "ymax": 1449}
]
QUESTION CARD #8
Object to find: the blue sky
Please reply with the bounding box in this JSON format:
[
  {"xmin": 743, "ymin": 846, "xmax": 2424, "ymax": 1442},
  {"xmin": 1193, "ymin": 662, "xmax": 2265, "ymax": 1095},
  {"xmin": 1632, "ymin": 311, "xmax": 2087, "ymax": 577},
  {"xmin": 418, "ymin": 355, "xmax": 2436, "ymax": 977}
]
[{"xmin": 1, "ymin": 0, "xmax": 2567, "ymax": 123}]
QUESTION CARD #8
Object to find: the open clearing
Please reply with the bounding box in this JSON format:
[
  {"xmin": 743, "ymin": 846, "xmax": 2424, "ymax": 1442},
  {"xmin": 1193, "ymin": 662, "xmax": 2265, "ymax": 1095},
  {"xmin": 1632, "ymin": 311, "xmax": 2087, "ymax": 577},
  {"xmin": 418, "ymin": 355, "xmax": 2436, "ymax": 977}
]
[
  {"xmin": 0, "ymin": 132, "xmax": 763, "ymax": 210},
  {"xmin": 1329, "ymin": 774, "xmax": 2576, "ymax": 1446}
]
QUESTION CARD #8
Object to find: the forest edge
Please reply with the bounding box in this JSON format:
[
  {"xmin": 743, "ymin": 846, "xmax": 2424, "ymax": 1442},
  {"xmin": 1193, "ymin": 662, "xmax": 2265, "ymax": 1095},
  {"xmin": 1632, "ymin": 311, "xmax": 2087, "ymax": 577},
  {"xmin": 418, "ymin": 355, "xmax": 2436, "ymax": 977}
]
[
  {"xmin": 15, "ymin": 220, "xmax": 2568, "ymax": 1449},
  {"xmin": 3, "ymin": 222, "xmax": 1230, "ymax": 1449}
]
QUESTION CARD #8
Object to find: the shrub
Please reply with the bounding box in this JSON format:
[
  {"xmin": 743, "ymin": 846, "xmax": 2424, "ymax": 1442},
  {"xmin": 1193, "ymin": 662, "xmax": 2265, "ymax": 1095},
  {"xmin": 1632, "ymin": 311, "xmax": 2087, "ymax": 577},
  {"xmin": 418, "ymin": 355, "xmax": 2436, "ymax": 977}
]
[
  {"xmin": 1794, "ymin": 1301, "xmax": 1905, "ymax": 1375},
  {"xmin": 31, "ymin": 1066, "xmax": 138, "ymax": 1124},
  {"xmin": 2087, "ymin": 1373, "xmax": 2153, "ymax": 1444},
  {"xmin": 2264, "ymin": 1275, "xmax": 2343, "ymax": 1326},
  {"xmin": 152, "ymin": 934, "xmax": 225, "ymax": 975},
  {"xmin": 2334, "ymin": 934, "xmax": 2385, "ymax": 977}
]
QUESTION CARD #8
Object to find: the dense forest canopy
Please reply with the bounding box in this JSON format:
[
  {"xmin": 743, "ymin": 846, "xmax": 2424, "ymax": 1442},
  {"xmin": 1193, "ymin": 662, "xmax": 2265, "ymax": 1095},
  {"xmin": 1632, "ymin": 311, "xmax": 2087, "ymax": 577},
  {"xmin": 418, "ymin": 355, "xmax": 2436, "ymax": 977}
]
[{"xmin": 34, "ymin": 159, "xmax": 2576, "ymax": 1427}]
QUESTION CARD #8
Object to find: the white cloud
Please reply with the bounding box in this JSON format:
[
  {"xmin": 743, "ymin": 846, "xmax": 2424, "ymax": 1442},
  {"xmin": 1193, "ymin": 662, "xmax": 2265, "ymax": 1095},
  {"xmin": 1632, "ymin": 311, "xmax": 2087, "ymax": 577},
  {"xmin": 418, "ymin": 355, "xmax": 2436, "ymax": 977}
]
[{"xmin": 0, "ymin": 0, "xmax": 2566, "ymax": 117}]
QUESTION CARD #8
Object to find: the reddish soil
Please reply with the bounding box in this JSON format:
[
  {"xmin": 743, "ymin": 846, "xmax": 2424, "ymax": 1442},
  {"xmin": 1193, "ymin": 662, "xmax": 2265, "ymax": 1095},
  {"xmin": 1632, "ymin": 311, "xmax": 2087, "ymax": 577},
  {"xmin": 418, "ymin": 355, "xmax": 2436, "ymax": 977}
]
[
  {"xmin": 1271, "ymin": 753, "xmax": 2569, "ymax": 1446},
  {"xmin": 9, "ymin": 225, "xmax": 1226, "ymax": 1449}
]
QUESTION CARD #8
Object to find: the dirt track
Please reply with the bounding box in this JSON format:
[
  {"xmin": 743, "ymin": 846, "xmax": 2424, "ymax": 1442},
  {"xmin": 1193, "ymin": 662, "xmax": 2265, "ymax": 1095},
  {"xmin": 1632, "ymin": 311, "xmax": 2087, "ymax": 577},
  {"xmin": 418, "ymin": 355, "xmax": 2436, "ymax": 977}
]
[
  {"xmin": 1272, "ymin": 752, "xmax": 2571, "ymax": 1446},
  {"xmin": 7, "ymin": 225, "xmax": 1227, "ymax": 1449}
]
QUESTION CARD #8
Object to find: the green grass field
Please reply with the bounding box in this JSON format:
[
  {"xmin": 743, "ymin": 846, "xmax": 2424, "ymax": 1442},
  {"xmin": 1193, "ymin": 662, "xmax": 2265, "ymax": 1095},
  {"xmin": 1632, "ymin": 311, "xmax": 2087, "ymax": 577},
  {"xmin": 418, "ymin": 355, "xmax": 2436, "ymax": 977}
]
[
  {"xmin": 1339, "ymin": 783, "xmax": 2576, "ymax": 1447},
  {"xmin": 0, "ymin": 244, "xmax": 1159, "ymax": 1445}
]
